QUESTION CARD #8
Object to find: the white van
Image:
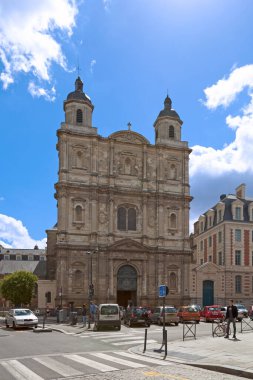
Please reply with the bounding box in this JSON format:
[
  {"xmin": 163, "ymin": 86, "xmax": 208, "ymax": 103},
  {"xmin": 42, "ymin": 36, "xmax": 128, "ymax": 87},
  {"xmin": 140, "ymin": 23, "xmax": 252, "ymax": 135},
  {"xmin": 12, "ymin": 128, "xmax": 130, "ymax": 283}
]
[{"xmin": 94, "ymin": 304, "xmax": 121, "ymax": 331}]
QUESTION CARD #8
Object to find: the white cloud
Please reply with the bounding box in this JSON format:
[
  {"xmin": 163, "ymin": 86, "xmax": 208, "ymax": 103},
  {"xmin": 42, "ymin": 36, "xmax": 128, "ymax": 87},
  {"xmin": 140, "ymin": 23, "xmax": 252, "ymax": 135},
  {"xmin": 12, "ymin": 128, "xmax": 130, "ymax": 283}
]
[
  {"xmin": 28, "ymin": 81, "xmax": 56, "ymax": 102},
  {"xmin": 0, "ymin": 214, "xmax": 46, "ymax": 249},
  {"xmin": 190, "ymin": 64, "xmax": 253, "ymax": 177},
  {"xmin": 90, "ymin": 59, "xmax": 96, "ymax": 74},
  {"xmin": 0, "ymin": 0, "xmax": 78, "ymax": 99},
  {"xmin": 103, "ymin": 0, "xmax": 111, "ymax": 12}
]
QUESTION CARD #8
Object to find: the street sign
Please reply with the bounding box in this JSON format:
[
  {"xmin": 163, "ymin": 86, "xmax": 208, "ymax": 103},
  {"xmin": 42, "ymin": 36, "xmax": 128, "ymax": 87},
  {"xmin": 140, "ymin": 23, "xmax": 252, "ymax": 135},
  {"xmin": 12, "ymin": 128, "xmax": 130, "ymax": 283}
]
[{"xmin": 158, "ymin": 285, "xmax": 169, "ymax": 297}]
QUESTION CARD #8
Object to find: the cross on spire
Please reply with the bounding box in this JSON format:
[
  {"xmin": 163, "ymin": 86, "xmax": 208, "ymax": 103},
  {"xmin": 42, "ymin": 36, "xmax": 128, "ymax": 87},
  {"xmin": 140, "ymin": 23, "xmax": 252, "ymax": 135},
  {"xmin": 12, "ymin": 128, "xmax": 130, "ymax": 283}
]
[{"xmin": 127, "ymin": 122, "xmax": 132, "ymax": 131}]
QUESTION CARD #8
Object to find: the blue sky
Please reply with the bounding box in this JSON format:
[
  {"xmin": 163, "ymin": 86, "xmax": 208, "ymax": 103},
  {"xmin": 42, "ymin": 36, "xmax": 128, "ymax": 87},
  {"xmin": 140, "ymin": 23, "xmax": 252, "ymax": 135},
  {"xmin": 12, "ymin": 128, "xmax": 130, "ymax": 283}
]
[{"xmin": 1, "ymin": 0, "xmax": 253, "ymax": 248}]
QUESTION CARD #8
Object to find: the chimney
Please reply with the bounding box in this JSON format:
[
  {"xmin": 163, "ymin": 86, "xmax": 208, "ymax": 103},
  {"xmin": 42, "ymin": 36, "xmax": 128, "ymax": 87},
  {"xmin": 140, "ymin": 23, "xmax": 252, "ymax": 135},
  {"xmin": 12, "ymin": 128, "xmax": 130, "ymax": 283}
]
[{"xmin": 236, "ymin": 183, "xmax": 246, "ymax": 199}]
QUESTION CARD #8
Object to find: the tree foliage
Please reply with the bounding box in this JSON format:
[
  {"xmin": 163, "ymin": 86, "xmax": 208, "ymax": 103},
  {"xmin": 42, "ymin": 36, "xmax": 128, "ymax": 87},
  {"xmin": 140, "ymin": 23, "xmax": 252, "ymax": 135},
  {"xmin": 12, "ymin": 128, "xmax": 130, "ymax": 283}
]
[{"xmin": 0, "ymin": 271, "xmax": 38, "ymax": 306}]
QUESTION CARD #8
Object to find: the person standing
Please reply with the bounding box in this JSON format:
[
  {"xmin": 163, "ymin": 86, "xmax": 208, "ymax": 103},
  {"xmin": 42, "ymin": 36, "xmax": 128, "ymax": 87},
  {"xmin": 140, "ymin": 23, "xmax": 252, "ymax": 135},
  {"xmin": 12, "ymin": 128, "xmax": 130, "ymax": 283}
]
[
  {"xmin": 82, "ymin": 304, "xmax": 87, "ymax": 327},
  {"xmin": 224, "ymin": 299, "xmax": 238, "ymax": 339}
]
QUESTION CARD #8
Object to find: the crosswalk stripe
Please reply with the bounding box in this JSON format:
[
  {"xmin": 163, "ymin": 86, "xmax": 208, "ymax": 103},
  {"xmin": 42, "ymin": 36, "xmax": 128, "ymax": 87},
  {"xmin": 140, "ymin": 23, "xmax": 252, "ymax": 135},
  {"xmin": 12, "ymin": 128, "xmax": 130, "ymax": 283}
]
[
  {"xmin": 91, "ymin": 352, "xmax": 146, "ymax": 368},
  {"xmin": 116, "ymin": 351, "xmax": 169, "ymax": 365},
  {"xmin": 1, "ymin": 360, "xmax": 44, "ymax": 380},
  {"xmin": 63, "ymin": 354, "xmax": 118, "ymax": 372},
  {"xmin": 101, "ymin": 336, "xmax": 140, "ymax": 342},
  {"xmin": 112, "ymin": 339, "xmax": 156, "ymax": 346},
  {"xmin": 33, "ymin": 356, "xmax": 83, "ymax": 377},
  {"xmin": 92, "ymin": 333, "xmax": 125, "ymax": 339}
]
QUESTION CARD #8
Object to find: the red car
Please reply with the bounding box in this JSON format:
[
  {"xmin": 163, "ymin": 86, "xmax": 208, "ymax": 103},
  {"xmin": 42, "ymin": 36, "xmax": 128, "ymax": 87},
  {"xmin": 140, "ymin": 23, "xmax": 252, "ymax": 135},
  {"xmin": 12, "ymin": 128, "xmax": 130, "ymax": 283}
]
[{"xmin": 200, "ymin": 305, "xmax": 223, "ymax": 322}]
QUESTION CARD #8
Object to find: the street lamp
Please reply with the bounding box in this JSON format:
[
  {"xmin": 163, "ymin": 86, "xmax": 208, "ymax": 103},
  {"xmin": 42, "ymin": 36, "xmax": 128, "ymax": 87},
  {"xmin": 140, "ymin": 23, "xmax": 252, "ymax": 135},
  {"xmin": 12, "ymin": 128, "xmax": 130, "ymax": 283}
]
[{"xmin": 87, "ymin": 250, "xmax": 97, "ymax": 328}]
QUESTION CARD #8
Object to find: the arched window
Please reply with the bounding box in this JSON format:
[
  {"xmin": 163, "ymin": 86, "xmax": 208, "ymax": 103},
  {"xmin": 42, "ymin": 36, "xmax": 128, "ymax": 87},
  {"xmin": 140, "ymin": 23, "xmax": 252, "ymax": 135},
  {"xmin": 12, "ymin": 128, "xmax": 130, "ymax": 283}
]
[
  {"xmin": 169, "ymin": 272, "xmax": 177, "ymax": 290},
  {"xmin": 169, "ymin": 125, "xmax": 174, "ymax": 138},
  {"xmin": 76, "ymin": 109, "xmax": 83, "ymax": 123},
  {"xmin": 117, "ymin": 207, "xmax": 137, "ymax": 231},
  {"xmin": 128, "ymin": 208, "xmax": 136, "ymax": 231},
  {"xmin": 170, "ymin": 213, "xmax": 177, "ymax": 229},
  {"xmin": 235, "ymin": 275, "xmax": 242, "ymax": 293},
  {"xmin": 75, "ymin": 205, "xmax": 83, "ymax": 222},
  {"xmin": 117, "ymin": 207, "xmax": 126, "ymax": 230}
]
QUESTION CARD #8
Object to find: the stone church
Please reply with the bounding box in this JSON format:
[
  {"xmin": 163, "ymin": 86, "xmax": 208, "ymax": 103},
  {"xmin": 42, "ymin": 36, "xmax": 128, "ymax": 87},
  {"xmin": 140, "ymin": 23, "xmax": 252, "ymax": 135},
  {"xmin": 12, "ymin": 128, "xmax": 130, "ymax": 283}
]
[{"xmin": 46, "ymin": 77, "xmax": 193, "ymax": 308}]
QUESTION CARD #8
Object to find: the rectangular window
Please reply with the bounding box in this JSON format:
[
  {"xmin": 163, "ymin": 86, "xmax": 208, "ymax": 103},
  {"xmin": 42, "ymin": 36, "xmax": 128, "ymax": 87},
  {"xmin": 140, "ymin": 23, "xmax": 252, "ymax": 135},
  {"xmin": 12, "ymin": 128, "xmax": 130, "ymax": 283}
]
[
  {"xmin": 10, "ymin": 255, "xmax": 16, "ymax": 260},
  {"xmin": 218, "ymin": 231, "xmax": 222, "ymax": 243},
  {"xmin": 235, "ymin": 250, "xmax": 241, "ymax": 265},
  {"xmin": 208, "ymin": 255, "xmax": 212, "ymax": 262},
  {"xmin": 235, "ymin": 275, "xmax": 242, "ymax": 293},
  {"xmin": 218, "ymin": 252, "xmax": 222, "ymax": 265},
  {"xmin": 40, "ymin": 256, "xmax": 45, "ymax": 261},
  {"xmin": 208, "ymin": 236, "xmax": 212, "ymax": 247},
  {"xmin": 235, "ymin": 229, "xmax": 241, "ymax": 242},
  {"xmin": 28, "ymin": 255, "xmax": 33, "ymax": 261},
  {"xmin": 200, "ymin": 240, "xmax": 203, "ymax": 251},
  {"xmin": 200, "ymin": 259, "xmax": 203, "ymax": 265},
  {"xmin": 235, "ymin": 207, "xmax": 242, "ymax": 220},
  {"xmin": 16, "ymin": 255, "xmax": 22, "ymax": 261},
  {"xmin": 218, "ymin": 209, "xmax": 222, "ymax": 222},
  {"xmin": 209, "ymin": 216, "xmax": 212, "ymax": 227},
  {"xmin": 4, "ymin": 255, "xmax": 10, "ymax": 260},
  {"xmin": 201, "ymin": 221, "xmax": 204, "ymax": 232}
]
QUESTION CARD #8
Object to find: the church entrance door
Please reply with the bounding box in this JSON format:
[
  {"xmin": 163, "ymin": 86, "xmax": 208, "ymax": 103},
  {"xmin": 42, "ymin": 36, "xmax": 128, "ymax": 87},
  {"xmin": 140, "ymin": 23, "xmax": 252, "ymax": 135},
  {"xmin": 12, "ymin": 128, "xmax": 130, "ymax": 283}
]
[{"xmin": 117, "ymin": 265, "xmax": 137, "ymax": 308}]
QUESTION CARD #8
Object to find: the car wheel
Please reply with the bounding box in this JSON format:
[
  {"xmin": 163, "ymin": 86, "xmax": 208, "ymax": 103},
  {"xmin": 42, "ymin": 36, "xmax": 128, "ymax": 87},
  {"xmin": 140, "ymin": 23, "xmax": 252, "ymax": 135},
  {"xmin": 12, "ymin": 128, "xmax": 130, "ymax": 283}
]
[
  {"xmin": 12, "ymin": 322, "xmax": 16, "ymax": 330},
  {"xmin": 34, "ymin": 324, "xmax": 38, "ymax": 328},
  {"xmin": 117, "ymin": 324, "xmax": 121, "ymax": 331},
  {"xmin": 5, "ymin": 321, "xmax": 9, "ymax": 328},
  {"xmin": 175, "ymin": 322, "xmax": 179, "ymax": 326},
  {"xmin": 179, "ymin": 317, "xmax": 183, "ymax": 323},
  {"xmin": 196, "ymin": 320, "xmax": 200, "ymax": 324}
]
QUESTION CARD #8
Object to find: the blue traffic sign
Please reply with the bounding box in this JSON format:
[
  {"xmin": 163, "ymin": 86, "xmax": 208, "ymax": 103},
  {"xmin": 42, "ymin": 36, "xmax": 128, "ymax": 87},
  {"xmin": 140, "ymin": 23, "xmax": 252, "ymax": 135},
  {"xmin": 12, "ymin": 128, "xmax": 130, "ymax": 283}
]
[{"xmin": 159, "ymin": 285, "xmax": 169, "ymax": 297}]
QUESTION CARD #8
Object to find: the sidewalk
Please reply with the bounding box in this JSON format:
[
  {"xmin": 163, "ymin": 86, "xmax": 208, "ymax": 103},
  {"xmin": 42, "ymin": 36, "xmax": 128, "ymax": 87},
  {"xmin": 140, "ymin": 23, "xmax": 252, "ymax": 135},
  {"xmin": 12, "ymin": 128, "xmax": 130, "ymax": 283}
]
[
  {"xmin": 130, "ymin": 331, "xmax": 253, "ymax": 379},
  {"xmin": 39, "ymin": 320, "xmax": 253, "ymax": 378}
]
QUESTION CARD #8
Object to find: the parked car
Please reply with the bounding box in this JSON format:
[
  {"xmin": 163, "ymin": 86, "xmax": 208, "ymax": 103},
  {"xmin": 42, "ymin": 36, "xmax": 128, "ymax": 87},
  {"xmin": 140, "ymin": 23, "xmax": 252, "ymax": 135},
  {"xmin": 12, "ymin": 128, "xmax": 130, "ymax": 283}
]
[
  {"xmin": 94, "ymin": 304, "xmax": 121, "ymax": 331},
  {"xmin": 235, "ymin": 304, "xmax": 248, "ymax": 321},
  {"xmin": 124, "ymin": 306, "xmax": 151, "ymax": 327},
  {"xmin": 177, "ymin": 306, "xmax": 200, "ymax": 323},
  {"xmin": 150, "ymin": 306, "xmax": 179, "ymax": 326},
  {"xmin": 249, "ymin": 308, "xmax": 253, "ymax": 320},
  {"xmin": 220, "ymin": 306, "xmax": 227, "ymax": 318},
  {"xmin": 200, "ymin": 305, "xmax": 224, "ymax": 322},
  {"xmin": 5, "ymin": 308, "xmax": 38, "ymax": 329},
  {"xmin": 190, "ymin": 304, "xmax": 202, "ymax": 312}
]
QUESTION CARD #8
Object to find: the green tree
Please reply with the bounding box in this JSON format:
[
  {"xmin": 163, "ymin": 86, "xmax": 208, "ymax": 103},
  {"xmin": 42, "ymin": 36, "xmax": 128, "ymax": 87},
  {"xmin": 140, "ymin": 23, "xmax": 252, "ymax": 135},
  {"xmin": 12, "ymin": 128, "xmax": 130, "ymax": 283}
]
[{"xmin": 0, "ymin": 271, "xmax": 38, "ymax": 306}]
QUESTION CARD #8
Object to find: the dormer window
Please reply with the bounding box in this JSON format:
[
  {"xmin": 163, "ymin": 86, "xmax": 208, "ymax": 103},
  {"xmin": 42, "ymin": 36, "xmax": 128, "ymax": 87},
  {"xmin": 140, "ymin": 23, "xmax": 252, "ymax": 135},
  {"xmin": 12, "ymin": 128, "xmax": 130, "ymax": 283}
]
[
  {"xmin": 235, "ymin": 206, "xmax": 242, "ymax": 220},
  {"xmin": 76, "ymin": 109, "xmax": 83, "ymax": 123}
]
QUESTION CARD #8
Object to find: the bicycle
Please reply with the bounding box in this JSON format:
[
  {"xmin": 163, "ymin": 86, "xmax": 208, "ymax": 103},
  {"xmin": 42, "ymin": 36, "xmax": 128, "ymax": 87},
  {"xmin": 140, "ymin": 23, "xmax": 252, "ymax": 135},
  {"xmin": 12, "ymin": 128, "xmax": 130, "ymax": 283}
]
[{"xmin": 213, "ymin": 318, "xmax": 231, "ymax": 337}]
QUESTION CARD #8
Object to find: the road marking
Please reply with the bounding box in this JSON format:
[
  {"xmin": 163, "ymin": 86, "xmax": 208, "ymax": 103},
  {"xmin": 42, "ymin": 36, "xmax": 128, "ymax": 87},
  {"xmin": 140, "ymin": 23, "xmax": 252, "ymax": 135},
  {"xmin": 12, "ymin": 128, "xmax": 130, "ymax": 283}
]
[
  {"xmin": 63, "ymin": 354, "xmax": 118, "ymax": 372},
  {"xmin": 91, "ymin": 352, "xmax": 146, "ymax": 368},
  {"xmin": 112, "ymin": 339, "xmax": 156, "ymax": 346},
  {"xmin": 1, "ymin": 359, "xmax": 44, "ymax": 380},
  {"xmin": 116, "ymin": 351, "xmax": 169, "ymax": 365},
  {"xmin": 101, "ymin": 335, "xmax": 141, "ymax": 342},
  {"xmin": 143, "ymin": 370, "xmax": 189, "ymax": 379},
  {"xmin": 33, "ymin": 356, "xmax": 83, "ymax": 377},
  {"xmin": 92, "ymin": 333, "xmax": 126, "ymax": 339}
]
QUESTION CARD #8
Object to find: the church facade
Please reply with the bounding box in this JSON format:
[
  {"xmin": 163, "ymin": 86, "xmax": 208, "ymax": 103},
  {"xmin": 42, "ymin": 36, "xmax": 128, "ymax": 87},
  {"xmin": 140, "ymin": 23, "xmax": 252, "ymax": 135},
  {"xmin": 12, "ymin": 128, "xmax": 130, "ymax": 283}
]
[{"xmin": 46, "ymin": 77, "xmax": 193, "ymax": 308}]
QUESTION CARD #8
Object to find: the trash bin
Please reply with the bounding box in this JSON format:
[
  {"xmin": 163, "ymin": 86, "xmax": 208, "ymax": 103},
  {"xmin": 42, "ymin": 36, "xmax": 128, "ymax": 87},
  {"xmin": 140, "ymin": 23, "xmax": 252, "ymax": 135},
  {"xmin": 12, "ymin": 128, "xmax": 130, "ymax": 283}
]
[
  {"xmin": 70, "ymin": 311, "xmax": 77, "ymax": 325},
  {"xmin": 59, "ymin": 310, "xmax": 64, "ymax": 323}
]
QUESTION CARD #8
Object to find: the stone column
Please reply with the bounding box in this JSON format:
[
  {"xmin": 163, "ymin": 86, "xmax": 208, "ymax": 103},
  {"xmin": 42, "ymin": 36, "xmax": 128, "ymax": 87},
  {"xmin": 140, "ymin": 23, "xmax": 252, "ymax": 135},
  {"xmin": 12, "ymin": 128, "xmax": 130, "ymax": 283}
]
[{"xmin": 109, "ymin": 197, "xmax": 114, "ymax": 234}]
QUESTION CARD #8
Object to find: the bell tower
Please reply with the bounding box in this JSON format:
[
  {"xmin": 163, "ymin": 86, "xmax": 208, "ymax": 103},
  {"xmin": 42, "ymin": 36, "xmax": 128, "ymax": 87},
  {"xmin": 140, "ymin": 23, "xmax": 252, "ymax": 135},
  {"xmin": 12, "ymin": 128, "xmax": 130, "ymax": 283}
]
[
  {"xmin": 154, "ymin": 95, "xmax": 183, "ymax": 146},
  {"xmin": 63, "ymin": 76, "xmax": 95, "ymax": 131}
]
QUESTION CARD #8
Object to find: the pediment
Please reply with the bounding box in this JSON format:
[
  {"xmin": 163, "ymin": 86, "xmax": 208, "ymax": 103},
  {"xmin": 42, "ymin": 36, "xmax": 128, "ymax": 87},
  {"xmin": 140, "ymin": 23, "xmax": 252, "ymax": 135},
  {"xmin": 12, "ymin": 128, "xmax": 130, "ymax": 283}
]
[
  {"xmin": 109, "ymin": 130, "xmax": 149, "ymax": 145},
  {"xmin": 194, "ymin": 261, "xmax": 221, "ymax": 273},
  {"xmin": 108, "ymin": 239, "xmax": 148, "ymax": 252}
]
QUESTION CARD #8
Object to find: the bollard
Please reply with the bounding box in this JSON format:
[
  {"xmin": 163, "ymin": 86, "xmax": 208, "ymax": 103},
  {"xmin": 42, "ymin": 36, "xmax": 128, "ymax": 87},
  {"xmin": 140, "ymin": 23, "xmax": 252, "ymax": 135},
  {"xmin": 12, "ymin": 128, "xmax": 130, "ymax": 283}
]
[
  {"xmin": 163, "ymin": 329, "xmax": 167, "ymax": 359},
  {"xmin": 143, "ymin": 328, "xmax": 147, "ymax": 353}
]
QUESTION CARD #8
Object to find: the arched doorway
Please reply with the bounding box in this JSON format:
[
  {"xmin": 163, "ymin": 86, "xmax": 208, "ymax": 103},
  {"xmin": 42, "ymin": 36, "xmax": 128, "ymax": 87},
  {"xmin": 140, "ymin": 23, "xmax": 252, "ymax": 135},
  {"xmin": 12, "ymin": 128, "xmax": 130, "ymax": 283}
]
[
  {"xmin": 203, "ymin": 280, "xmax": 214, "ymax": 306},
  {"xmin": 117, "ymin": 265, "xmax": 137, "ymax": 307}
]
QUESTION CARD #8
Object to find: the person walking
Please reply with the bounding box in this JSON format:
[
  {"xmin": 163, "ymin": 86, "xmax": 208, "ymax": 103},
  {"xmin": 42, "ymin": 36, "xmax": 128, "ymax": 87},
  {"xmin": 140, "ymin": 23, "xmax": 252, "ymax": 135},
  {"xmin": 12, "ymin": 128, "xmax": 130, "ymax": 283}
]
[
  {"xmin": 224, "ymin": 299, "xmax": 238, "ymax": 339},
  {"xmin": 82, "ymin": 304, "xmax": 87, "ymax": 327}
]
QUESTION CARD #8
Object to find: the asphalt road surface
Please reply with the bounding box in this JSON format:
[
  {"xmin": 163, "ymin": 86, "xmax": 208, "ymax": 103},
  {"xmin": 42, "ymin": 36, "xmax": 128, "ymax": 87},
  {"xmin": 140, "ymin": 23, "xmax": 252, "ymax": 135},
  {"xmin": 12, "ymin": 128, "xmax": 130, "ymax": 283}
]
[{"xmin": 0, "ymin": 321, "xmax": 241, "ymax": 380}]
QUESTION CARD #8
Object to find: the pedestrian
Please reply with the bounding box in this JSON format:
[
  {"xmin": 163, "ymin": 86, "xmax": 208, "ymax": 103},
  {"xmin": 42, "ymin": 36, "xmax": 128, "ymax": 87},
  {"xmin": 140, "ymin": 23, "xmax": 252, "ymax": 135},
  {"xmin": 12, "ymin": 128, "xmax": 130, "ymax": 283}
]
[
  {"xmin": 90, "ymin": 301, "xmax": 97, "ymax": 323},
  {"xmin": 224, "ymin": 299, "xmax": 238, "ymax": 339},
  {"xmin": 56, "ymin": 305, "xmax": 61, "ymax": 323},
  {"xmin": 82, "ymin": 304, "xmax": 87, "ymax": 327}
]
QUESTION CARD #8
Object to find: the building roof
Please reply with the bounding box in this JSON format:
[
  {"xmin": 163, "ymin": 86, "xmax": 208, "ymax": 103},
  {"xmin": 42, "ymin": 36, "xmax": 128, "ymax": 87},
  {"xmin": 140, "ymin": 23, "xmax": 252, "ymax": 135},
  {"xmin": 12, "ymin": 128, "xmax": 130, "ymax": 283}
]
[
  {"xmin": 65, "ymin": 76, "xmax": 93, "ymax": 107},
  {"xmin": 0, "ymin": 260, "xmax": 46, "ymax": 278},
  {"xmin": 157, "ymin": 95, "xmax": 181, "ymax": 120}
]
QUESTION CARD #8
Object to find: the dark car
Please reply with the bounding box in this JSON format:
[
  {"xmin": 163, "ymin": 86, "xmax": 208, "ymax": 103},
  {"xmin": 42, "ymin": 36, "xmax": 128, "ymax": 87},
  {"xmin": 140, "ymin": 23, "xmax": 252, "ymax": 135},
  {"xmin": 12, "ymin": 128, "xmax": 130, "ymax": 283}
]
[{"xmin": 124, "ymin": 307, "xmax": 151, "ymax": 327}]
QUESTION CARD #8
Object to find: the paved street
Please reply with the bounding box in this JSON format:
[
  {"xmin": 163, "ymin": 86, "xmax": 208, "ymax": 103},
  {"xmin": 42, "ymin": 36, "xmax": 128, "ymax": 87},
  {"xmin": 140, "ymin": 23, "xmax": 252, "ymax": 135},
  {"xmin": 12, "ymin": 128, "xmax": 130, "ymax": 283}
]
[{"xmin": 0, "ymin": 318, "xmax": 252, "ymax": 379}]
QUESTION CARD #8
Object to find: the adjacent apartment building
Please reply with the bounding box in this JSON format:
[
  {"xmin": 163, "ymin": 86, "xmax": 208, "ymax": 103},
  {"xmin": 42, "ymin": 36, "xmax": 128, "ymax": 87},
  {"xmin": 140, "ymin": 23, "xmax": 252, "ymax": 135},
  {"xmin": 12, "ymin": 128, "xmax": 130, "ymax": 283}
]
[{"xmin": 191, "ymin": 184, "xmax": 253, "ymax": 308}]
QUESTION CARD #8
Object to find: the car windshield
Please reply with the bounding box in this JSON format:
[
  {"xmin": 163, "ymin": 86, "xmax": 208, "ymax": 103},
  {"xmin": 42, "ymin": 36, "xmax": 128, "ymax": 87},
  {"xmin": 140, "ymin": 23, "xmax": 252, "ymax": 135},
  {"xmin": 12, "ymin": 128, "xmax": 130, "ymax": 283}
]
[
  {"xmin": 101, "ymin": 306, "xmax": 118, "ymax": 315},
  {"xmin": 188, "ymin": 307, "xmax": 198, "ymax": 312},
  {"xmin": 209, "ymin": 307, "xmax": 221, "ymax": 311},
  {"xmin": 14, "ymin": 309, "xmax": 32, "ymax": 316},
  {"xmin": 165, "ymin": 307, "xmax": 177, "ymax": 313},
  {"xmin": 236, "ymin": 305, "xmax": 246, "ymax": 310}
]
